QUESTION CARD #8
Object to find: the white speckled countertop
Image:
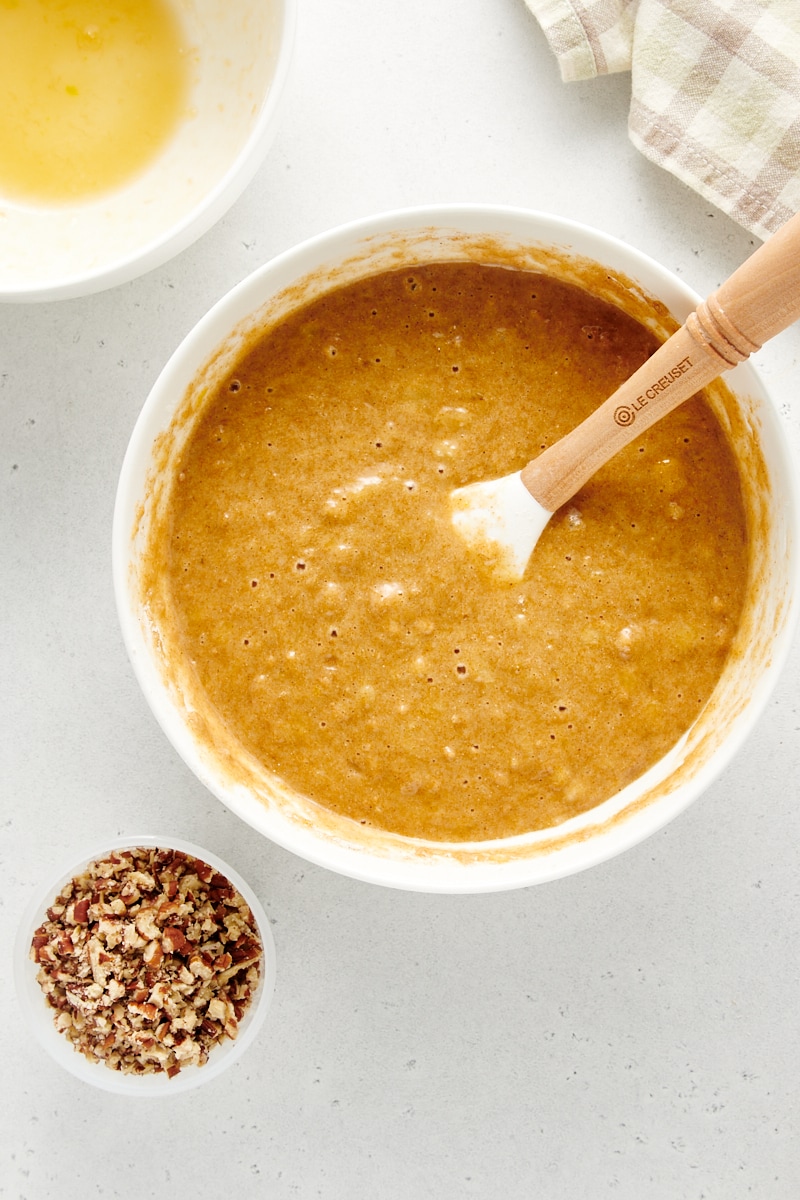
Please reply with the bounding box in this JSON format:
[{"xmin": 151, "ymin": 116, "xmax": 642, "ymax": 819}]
[{"xmin": 2, "ymin": 1, "xmax": 799, "ymax": 1196}]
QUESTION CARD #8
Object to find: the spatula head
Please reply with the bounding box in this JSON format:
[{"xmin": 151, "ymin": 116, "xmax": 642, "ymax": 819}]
[{"xmin": 450, "ymin": 470, "xmax": 553, "ymax": 582}]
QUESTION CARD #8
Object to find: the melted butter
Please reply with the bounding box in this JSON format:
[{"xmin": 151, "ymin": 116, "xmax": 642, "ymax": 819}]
[{"xmin": 0, "ymin": 0, "xmax": 189, "ymax": 204}]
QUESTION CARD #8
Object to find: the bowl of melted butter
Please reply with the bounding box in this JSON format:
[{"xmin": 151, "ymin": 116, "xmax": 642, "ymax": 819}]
[
  {"xmin": 113, "ymin": 206, "xmax": 800, "ymax": 892},
  {"xmin": 0, "ymin": 0, "xmax": 295, "ymax": 301}
]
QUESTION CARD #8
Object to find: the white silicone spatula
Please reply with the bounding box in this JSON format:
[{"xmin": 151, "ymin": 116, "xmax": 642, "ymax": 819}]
[{"xmin": 451, "ymin": 210, "xmax": 800, "ymax": 581}]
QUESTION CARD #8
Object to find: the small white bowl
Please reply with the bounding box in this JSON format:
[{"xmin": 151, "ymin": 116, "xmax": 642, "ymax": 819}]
[
  {"xmin": 0, "ymin": 0, "xmax": 296, "ymax": 303},
  {"xmin": 113, "ymin": 205, "xmax": 800, "ymax": 893},
  {"xmin": 15, "ymin": 836, "xmax": 276, "ymax": 1095}
]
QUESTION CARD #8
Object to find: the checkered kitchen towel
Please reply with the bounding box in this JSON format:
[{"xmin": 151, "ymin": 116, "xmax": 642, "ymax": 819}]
[{"xmin": 524, "ymin": 0, "xmax": 800, "ymax": 239}]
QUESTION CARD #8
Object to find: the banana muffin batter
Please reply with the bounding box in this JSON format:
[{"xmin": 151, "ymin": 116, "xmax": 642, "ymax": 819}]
[{"xmin": 148, "ymin": 262, "xmax": 748, "ymax": 841}]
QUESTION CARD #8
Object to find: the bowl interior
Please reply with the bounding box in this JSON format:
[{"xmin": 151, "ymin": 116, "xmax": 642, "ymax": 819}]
[
  {"xmin": 0, "ymin": 0, "xmax": 295, "ymax": 301},
  {"xmin": 15, "ymin": 837, "xmax": 276, "ymax": 1095},
  {"xmin": 113, "ymin": 207, "xmax": 800, "ymax": 892}
]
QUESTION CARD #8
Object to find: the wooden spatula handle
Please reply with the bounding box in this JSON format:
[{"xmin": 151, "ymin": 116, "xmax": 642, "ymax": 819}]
[{"xmin": 521, "ymin": 210, "xmax": 800, "ymax": 514}]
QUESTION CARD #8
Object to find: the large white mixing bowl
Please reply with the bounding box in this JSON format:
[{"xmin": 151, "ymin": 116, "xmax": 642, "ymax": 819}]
[{"xmin": 113, "ymin": 206, "xmax": 800, "ymax": 892}]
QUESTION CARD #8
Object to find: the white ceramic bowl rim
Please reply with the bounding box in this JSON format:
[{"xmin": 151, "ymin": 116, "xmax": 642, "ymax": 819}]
[
  {"xmin": 113, "ymin": 204, "xmax": 800, "ymax": 893},
  {"xmin": 15, "ymin": 835, "xmax": 276, "ymax": 1095},
  {"xmin": 2, "ymin": 0, "xmax": 297, "ymax": 303}
]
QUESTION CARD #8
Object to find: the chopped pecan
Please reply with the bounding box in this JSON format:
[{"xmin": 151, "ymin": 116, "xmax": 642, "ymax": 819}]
[
  {"xmin": 30, "ymin": 846, "xmax": 263, "ymax": 1078},
  {"xmin": 162, "ymin": 926, "xmax": 190, "ymax": 956}
]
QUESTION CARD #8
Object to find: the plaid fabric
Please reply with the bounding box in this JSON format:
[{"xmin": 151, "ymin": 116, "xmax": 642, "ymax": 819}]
[{"xmin": 524, "ymin": 0, "xmax": 800, "ymax": 238}]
